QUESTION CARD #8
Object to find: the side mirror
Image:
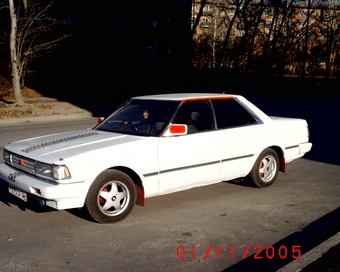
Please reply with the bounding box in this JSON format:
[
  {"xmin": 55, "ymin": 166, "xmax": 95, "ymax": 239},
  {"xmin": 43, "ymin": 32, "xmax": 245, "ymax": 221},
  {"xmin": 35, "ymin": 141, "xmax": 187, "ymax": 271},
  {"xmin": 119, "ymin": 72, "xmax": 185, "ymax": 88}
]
[{"xmin": 163, "ymin": 124, "xmax": 188, "ymax": 136}]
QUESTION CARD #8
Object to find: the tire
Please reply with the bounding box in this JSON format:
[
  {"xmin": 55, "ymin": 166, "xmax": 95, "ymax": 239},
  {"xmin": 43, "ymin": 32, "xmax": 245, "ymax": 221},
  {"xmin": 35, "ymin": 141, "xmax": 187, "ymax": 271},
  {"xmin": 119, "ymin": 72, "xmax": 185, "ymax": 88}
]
[
  {"xmin": 248, "ymin": 148, "xmax": 279, "ymax": 188},
  {"xmin": 85, "ymin": 169, "xmax": 137, "ymax": 223}
]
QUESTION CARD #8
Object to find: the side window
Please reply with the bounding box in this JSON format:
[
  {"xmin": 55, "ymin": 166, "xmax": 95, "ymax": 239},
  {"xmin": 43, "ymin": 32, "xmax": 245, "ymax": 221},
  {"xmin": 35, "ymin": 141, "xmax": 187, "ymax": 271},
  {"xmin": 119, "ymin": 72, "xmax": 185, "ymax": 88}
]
[
  {"xmin": 173, "ymin": 100, "xmax": 213, "ymax": 133},
  {"xmin": 211, "ymin": 99, "xmax": 257, "ymax": 129}
]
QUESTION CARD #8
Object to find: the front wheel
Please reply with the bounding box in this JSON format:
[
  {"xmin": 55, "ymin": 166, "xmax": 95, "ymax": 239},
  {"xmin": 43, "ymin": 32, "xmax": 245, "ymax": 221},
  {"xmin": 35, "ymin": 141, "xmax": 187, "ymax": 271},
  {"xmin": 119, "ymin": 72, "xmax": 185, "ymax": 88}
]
[
  {"xmin": 85, "ymin": 169, "xmax": 137, "ymax": 223},
  {"xmin": 248, "ymin": 148, "xmax": 279, "ymax": 188}
]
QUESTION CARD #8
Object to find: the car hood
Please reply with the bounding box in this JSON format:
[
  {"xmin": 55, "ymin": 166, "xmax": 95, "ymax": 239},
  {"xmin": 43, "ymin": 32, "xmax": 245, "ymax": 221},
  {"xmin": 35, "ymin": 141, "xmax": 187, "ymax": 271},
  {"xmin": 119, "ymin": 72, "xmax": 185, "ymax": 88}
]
[{"xmin": 5, "ymin": 129, "xmax": 145, "ymax": 162}]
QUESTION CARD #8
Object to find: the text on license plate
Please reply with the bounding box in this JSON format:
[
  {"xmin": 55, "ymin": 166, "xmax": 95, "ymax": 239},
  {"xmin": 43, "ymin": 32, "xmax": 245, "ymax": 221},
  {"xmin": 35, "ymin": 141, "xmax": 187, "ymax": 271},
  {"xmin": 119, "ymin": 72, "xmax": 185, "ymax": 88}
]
[{"xmin": 8, "ymin": 186, "xmax": 27, "ymax": 202}]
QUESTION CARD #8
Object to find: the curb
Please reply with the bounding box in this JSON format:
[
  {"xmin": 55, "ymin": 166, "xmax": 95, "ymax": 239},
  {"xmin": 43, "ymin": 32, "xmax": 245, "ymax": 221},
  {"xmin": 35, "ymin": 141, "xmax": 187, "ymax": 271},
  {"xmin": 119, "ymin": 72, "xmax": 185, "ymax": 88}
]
[
  {"xmin": 278, "ymin": 232, "xmax": 340, "ymax": 272},
  {"xmin": 0, "ymin": 98, "xmax": 94, "ymax": 125},
  {"xmin": 0, "ymin": 112, "xmax": 94, "ymax": 125}
]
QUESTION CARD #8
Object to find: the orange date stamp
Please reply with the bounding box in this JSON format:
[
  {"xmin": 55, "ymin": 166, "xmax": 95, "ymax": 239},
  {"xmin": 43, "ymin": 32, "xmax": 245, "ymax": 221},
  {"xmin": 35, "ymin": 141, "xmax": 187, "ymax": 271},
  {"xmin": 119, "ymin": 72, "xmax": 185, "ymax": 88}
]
[{"xmin": 176, "ymin": 245, "xmax": 302, "ymax": 260}]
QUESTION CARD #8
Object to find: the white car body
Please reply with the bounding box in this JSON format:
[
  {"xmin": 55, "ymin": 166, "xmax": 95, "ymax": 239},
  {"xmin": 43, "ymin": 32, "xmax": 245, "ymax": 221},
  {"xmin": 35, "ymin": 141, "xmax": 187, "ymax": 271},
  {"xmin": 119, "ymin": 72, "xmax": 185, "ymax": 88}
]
[{"xmin": 0, "ymin": 93, "xmax": 312, "ymax": 223}]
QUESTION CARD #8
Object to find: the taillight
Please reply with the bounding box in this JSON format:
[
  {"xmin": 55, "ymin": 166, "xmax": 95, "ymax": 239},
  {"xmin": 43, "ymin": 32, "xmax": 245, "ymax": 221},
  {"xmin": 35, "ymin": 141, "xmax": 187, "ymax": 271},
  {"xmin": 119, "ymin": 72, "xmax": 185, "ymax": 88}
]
[{"xmin": 307, "ymin": 126, "xmax": 310, "ymax": 138}]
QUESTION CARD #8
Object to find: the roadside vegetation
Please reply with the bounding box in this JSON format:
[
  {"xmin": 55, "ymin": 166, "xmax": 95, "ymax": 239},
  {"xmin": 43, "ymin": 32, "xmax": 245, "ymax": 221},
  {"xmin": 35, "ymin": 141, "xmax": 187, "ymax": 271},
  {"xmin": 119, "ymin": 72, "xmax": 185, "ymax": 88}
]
[{"xmin": 0, "ymin": 0, "xmax": 339, "ymax": 106}]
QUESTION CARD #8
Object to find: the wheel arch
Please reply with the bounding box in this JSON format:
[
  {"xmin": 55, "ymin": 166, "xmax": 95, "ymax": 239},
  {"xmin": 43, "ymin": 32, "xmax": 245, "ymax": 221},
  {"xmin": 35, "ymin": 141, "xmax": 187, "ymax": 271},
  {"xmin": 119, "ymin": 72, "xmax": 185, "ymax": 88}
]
[
  {"xmin": 110, "ymin": 166, "xmax": 145, "ymax": 207},
  {"xmin": 267, "ymin": 145, "xmax": 285, "ymax": 173}
]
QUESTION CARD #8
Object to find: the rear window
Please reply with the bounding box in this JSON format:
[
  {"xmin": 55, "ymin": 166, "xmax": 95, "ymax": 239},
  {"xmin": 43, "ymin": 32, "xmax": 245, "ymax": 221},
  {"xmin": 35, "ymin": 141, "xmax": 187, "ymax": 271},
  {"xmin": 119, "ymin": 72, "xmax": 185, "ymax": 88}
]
[{"xmin": 211, "ymin": 99, "xmax": 258, "ymax": 129}]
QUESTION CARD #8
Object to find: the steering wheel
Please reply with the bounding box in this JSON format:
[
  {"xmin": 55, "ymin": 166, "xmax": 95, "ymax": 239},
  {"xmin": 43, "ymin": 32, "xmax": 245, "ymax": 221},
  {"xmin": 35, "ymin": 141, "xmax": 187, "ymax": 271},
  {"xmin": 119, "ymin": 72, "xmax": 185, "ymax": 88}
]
[{"xmin": 120, "ymin": 120, "xmax": 137, "ymax": 131}]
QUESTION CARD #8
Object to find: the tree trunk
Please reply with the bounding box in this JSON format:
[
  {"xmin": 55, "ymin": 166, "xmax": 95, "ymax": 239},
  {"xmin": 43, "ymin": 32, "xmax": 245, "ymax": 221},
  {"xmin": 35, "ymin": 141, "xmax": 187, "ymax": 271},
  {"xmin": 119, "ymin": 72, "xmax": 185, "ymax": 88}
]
[
  {"xmin": 301, "ymin": 0, "xmax": 311, "ymax": 78},
  {"xmin": 9, "ymin": 0, "xmax": 24, "ymax": 104},
  {"xmin": 23, "ymin": 0, "xmax": 28, "ymax": 10}
]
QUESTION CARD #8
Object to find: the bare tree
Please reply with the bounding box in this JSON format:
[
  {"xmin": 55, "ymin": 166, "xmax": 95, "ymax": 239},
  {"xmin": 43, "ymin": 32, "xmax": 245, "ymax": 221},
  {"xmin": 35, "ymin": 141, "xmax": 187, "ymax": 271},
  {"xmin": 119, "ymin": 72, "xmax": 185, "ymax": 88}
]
[
  {"xmin": 191, "ymin": 0, "xmax": 231, "ymax": 69},
  {"xmin": 216, "ymin": 0, "xmax": 250, "ymax": 69},
  {"xmin": 191, "ymin": 0, "xmax": 208, "ymax": 39},
  {"xmin": 6, "ymin": 0, "xmax": 69, "ymax": 104},
  {"xmin": 9, "ymin": 0, "xmax": 23, "ymax": 103},
  {"xmin": 320, "ymin": 2, "xmax": 340, "ymax": 79},
  {"xmin": 191, "ymin": 0, "xmax": 340, "ymax": 78}
]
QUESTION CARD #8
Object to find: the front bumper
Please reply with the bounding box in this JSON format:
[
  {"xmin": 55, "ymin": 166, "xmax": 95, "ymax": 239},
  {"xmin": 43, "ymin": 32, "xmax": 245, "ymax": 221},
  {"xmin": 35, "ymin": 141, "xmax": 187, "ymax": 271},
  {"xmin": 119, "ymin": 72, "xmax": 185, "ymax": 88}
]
[{"xmin": 0, "ymin": 163, "xmax": 86, "ymax": 210}]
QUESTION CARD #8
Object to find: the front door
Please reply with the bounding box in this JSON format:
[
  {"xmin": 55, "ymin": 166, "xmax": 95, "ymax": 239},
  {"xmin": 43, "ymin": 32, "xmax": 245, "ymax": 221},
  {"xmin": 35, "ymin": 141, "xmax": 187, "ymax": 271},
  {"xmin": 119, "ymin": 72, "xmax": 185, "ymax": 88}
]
[{"xmin": 158, "ymin": 99, "xmax": 220, "ymax": 194}]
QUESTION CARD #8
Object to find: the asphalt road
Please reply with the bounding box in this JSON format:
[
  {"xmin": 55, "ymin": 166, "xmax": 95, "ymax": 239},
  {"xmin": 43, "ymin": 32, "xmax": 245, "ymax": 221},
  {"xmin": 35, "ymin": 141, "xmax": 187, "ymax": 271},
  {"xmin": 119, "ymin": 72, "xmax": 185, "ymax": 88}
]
[{"xmin": 0, "ymin": 95, "xmax": 339, "ymax": 272}]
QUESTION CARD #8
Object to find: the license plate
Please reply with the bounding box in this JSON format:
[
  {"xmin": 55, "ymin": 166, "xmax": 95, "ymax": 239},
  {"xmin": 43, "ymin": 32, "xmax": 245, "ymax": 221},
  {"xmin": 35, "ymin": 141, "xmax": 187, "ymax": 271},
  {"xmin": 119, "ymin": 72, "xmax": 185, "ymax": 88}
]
[{"xmin": 8, "ymin": 186, "xmax": 27, "ymax": 202}]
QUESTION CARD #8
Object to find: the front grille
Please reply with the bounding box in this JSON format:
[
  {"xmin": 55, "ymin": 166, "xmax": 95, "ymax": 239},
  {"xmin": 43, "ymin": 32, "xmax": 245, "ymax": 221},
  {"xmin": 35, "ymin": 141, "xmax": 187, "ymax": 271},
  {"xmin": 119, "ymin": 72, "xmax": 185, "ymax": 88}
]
[{"xmin": 11, "ymin": 154, "xmax": 35, "ymax": 174}]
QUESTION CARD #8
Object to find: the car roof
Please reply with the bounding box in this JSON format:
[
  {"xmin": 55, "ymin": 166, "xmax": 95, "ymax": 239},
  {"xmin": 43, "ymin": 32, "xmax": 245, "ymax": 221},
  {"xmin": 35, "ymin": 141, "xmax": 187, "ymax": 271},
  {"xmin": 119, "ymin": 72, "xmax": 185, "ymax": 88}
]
[{"xmin": 132, "ymin": 93, "xmax": 237, "ymax": 101}]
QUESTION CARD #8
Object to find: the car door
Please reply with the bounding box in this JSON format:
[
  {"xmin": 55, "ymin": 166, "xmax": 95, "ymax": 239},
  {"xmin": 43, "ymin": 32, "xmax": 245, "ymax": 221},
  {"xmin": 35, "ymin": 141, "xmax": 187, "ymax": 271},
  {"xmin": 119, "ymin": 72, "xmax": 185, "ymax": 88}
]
[
  {"xmin": 158, "ymin": 99, "xmax": 220, "ymax": 194},
  {"xmin": 211, "ymin": 98, "xmax": 264, "ymax": 179}
]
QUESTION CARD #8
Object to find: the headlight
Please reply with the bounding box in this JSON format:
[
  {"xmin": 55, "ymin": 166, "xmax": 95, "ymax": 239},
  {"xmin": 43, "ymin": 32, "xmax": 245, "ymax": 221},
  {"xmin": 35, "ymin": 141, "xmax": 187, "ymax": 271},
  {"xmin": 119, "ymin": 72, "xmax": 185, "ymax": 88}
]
[
  {"xmin": 35, "ymin": 162, "xmax": 71, "ymax": 180},
  {"xmin": 35, "ymin": 162, "xmax": 53, "ymax": 178},
  {"xmin": 53, "ymin": 165, "xmax": 71, "ymax": 180},
  {"xmin": 3, "ymin": 149, "xmax": 10, "ymax": 163}
]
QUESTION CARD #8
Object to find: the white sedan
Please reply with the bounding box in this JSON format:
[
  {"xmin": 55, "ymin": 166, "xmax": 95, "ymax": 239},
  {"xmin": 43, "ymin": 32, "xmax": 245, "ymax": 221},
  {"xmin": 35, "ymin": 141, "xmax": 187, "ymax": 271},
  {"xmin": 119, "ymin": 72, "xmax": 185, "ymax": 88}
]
[{"xmin": 0, "ymin": 93, "xmax": 312, "ymax": 223}]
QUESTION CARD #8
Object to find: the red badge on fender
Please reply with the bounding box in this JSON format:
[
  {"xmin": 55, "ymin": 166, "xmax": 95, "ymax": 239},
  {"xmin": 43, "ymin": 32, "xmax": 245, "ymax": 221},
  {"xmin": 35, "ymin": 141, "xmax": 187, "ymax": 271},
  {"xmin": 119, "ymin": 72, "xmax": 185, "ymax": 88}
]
[{"xmin": 19, "ymin": 159, "xmax": 25, "ymax": 165}]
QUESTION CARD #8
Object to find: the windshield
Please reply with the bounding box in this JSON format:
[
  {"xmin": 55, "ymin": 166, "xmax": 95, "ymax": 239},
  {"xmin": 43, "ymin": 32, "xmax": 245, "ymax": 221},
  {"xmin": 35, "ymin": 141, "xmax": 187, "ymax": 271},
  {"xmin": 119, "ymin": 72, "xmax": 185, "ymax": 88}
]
[{"xmin": 95, "ymin": 99, "xmax": 179, "ymax": 136}]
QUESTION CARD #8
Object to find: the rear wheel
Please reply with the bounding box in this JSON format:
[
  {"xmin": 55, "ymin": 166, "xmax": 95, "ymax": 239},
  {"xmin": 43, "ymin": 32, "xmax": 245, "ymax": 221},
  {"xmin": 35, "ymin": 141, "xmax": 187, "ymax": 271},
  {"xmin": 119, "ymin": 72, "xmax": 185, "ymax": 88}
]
[
  {"xmin": 248, "ymin": 148, "xmax": 279, "ymax": 188},
  {"xmin": 85, "ymin": 169, "xmax": 136, "ymax": 223}
]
